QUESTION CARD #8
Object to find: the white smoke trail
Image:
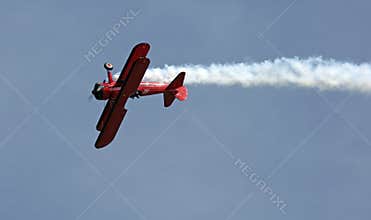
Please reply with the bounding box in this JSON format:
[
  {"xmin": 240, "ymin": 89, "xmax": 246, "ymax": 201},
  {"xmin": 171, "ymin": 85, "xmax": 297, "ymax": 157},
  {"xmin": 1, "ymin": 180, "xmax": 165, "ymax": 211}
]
[
  {"xmin": 139, "ymin": 57, "xmax": 371, "ymax": 92},
  {"xmin": 112, "ymin": 57, "xmax": 371, "ymax": 92}
]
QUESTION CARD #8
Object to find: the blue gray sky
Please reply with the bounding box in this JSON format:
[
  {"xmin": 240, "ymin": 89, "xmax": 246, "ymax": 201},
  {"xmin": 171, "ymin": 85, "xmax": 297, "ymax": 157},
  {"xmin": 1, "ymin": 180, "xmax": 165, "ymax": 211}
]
[{"xmin": 1, "ymin": 0, "xmax": 371, "ymax": 219}]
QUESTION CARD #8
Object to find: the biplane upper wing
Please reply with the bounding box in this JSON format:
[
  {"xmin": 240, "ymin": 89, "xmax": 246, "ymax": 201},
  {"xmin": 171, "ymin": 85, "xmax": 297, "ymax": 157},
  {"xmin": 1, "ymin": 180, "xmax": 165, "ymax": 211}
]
[
  {"xmin": 114, "ymin": 42, "xmax": 150, "ymax": 87},
  {"xmin": 96, "ymin": 42, "xmax": 150, "ymax": 131},
  {"xmin": 95, "ymin": 57, "xmax": 150, "ymax": 148}
]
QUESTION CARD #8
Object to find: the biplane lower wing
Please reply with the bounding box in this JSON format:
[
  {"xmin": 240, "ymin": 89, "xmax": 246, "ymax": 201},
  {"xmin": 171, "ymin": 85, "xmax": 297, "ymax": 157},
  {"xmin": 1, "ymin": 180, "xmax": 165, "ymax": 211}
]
[
  {"xmin": 96, "ymin": 43, "xmax": 150, "ymax": 131},
  {"xmin": 95, "ymin": 57, "xmax": 150, "ymax": 148},
  {"xmin": 96, "ymin": 100, "xmax": 113, "ymax": 131}
]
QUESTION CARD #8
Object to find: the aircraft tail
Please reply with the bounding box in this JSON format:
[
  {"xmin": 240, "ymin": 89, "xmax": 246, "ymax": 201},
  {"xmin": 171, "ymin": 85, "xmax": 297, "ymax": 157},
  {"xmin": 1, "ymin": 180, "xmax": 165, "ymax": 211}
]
[{"xmin": 164, "ymin": 72, "xmax": 188, "ymax": 107}]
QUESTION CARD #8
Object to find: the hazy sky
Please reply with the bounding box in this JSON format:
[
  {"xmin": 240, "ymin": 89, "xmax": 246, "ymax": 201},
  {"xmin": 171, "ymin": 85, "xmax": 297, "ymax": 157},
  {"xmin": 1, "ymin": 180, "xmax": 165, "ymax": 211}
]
[{"xmin": 1, "ymin": 0, "xmax": 371, "ymax": 219}]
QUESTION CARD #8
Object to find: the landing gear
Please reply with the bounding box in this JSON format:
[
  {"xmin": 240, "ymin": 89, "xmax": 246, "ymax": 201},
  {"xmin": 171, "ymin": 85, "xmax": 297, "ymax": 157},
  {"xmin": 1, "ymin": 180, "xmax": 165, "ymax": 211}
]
[
  {"xmin": 104, "ymin": 63, "xmax": 114, "ymax": 71},
  {"xmin": 130, "ymin": 91, "xmax": 140, "ymax": 99}
]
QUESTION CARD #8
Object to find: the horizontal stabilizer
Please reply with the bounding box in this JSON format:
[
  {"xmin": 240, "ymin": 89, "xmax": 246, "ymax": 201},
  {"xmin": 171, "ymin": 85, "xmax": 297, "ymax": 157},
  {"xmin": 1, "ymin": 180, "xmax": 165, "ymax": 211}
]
[
  {"xmin": 163, "ymin": 72, "xmax": 188, "ymax": 107},
  {"xmin": 166, "ymin": 72, "xmax": 185, "ymax": 90}
]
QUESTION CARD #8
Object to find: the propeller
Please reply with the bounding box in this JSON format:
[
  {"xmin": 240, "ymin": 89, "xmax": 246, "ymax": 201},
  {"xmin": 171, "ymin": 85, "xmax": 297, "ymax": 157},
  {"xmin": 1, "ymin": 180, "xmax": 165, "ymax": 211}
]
[{"xmin": 88, "ymin": 94, "xmax": 94, "ymax": 102}]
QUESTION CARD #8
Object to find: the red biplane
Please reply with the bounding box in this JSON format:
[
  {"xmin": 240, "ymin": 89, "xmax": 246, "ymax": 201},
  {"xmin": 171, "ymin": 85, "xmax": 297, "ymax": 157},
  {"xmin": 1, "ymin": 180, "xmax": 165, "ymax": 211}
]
[{"xmin": 92, "ymin": 42, "xmax": 187, "ymax": 149}]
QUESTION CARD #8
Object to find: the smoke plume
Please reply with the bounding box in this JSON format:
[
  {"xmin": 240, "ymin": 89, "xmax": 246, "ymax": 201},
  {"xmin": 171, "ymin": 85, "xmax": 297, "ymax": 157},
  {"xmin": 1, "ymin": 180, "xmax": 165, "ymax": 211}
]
[{"xmin": 137, "ymin": 57, "xmax": 371, "ymax": 92}]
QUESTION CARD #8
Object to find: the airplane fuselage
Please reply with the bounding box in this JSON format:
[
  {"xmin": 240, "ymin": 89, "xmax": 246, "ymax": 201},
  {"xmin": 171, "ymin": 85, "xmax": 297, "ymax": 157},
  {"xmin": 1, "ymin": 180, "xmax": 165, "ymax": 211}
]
[{"xmin": 92, "ymin": 81, "xmax": 170, "ymax": 100}]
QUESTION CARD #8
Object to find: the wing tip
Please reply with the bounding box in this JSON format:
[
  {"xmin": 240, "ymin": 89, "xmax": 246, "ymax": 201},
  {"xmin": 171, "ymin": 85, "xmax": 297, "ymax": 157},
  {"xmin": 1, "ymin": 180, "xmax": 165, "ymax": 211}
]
[
  {"xmin": 95, "ymin": 140, "xmax": 109, "ymax": 149},
  {"xmin": 135, "ymin": 42, "xmax": 151, "ymax": 53}
]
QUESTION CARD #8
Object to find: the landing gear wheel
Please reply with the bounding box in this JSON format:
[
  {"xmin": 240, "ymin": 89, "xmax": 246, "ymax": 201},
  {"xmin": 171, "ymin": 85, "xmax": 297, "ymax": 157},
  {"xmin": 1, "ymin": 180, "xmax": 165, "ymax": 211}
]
[{"xmin": 104, "ymin": 63, "xmax": 113, "ymax": 71}]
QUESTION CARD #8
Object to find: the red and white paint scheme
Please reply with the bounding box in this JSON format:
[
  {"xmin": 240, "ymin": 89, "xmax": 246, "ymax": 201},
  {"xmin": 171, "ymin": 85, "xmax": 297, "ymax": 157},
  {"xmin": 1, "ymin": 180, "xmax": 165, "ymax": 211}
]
[{"xmin": 92, "ymin": 42, "xmax": 188, "ymax": 149}]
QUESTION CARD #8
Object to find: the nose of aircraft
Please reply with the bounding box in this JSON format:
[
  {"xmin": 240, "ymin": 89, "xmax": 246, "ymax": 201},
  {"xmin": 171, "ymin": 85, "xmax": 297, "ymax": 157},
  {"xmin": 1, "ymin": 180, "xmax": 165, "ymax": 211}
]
[{"xmin": 92, "ymin": 83, "xmax": 104, "ymax": 99}]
